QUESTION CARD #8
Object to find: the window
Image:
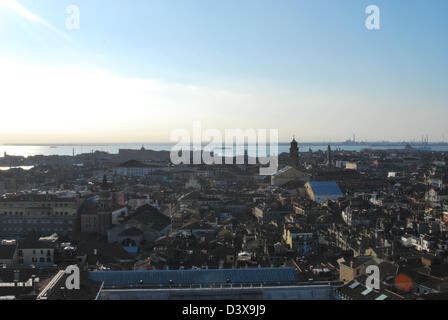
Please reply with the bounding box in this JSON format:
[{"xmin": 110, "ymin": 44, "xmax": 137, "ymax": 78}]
[{"xmin": 39, "ymin": 258, "xmax": 45, "ymax": 262}]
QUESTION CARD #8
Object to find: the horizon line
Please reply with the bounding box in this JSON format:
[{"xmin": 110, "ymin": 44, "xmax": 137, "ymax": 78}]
[{"xmin": 1, "ymin": 141, "xmax": 447, "ymax": 146}]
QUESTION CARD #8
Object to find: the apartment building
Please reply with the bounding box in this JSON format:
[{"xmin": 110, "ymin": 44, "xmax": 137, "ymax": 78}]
[
  {"xmin": 17, "ymin": 241, "xmax": 55, "ymax": 267},
  {"xmin": 0, "ymin": 194, "xmax": 78, "ymax": 239},
  {"xmin": 283, "ymin": 228, "xmax": 318, "ymax": 256}
]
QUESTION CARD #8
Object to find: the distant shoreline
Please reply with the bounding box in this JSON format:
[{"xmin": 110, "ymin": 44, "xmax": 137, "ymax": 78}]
[
  {"xmin": 1, "ymin": 142, "xmax": 448, "ymax": 160},
  {"xmin": 2, "ymin": 142, "xmax": 448, "ymax": 147}
]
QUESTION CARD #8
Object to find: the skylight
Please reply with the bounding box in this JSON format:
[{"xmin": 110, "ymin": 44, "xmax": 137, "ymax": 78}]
[{"xmin": 361, "ymin": 288, "xmax": 373, "ymax": 296}]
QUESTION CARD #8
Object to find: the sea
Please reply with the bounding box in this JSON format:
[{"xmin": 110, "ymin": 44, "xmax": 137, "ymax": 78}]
[{"xmin": 1, "ymin": 143, "xmax": 448, "ymax": 158}]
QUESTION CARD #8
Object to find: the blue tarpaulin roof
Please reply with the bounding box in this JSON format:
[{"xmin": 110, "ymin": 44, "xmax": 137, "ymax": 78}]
[
  {"xmin": 123, "ymin": 246, "xmax": 138, "ymax": 256},
  {"xmin": 88, "ymin": 268, "xmax": 298, "ymax": 287},
  {"xmin": 308, "ymin": 181, "xmax": 342, "ymax": 196}
]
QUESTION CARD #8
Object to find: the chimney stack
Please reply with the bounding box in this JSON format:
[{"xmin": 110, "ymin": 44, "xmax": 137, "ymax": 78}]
[{"xmin": 13, "ymin": 270, "xmax": 20, "ymax": 282}]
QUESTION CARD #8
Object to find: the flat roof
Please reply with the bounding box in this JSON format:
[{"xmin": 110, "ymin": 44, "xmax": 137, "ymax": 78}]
[{"xmin": 89, "ymin": 268, "xmax": 299, "ymax": 287}]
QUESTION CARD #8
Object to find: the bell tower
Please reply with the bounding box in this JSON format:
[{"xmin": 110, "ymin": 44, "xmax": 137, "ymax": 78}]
[
  {"xmin": 289, "ymin": 137, "xmax": 299, "ymax": 169},
  {"xmin": 327, "ymin": 145, "xmax": 333, "ymax": 168}
]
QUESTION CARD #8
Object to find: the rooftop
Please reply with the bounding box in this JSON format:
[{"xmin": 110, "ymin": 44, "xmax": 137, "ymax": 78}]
[
  {"xmin": 308, "ymin": 181, "xmax": 343, "ymax": 196},
  {"xmin": 0, "ymin": 245, "xmax": 17, "ymax": 260},
  {"xmin": 88, "ymin": 267, "xmax": 299, "ymax": 287}
]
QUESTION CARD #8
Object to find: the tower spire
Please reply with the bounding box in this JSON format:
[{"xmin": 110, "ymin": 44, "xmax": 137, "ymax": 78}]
[{"xmin": 289, "ymin": 137, "xmax": 299, "ymax": 169}]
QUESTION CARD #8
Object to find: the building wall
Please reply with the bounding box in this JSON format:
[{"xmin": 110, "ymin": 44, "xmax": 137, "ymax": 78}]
[
  {"xmin": 0, "ymin": 198, "xmax": 77, "ymax": 239},
  {"xmin": 0, "ymin": 245, "xmax": 17, "ymax": 267},
  {"xmin": 100, "ymin": 285, "xmax": 338, "ymax": 300},
  {"xmin": 114, "ymin": 167, "xmax": 154, "ymax": 177},
  {"xmin": 345, "ymin": 162, "xmax": 358, "ymax": 170},
  {"xmin": 313, "ymin": 194, "xmax": 341, "ymax": 204},
  {"xmin": 18, "ymin": 248, "xmax": 54, "ymax": 267},
  {"xmin": 339, "ymin": 262, "xmax": 372, "ymax": 282},
  {"xmin": 81, "ymin": 214, "xmax": 99, "ymax": 233},
  {"xmin": 253, "ymin": 207, "xmax": 287, "ymax": 223},
  {"xmin": 114, "ymin": 166, "xmax": 169, "ymax": 177},
  {"xmin": 284, "ymin": 231, "xmax": 317, "ymax": 255}
]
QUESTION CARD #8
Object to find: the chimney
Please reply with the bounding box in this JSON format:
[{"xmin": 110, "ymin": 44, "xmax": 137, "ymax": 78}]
[
  {"xmin": 31, "ymin": 275, "xmax": 38, "ymax": 292},
  {"xmin": 13, "ymin": 270, "xmax": 20, "ymax": 282},
  {"xmin": 350, "ymin": 261, "xmax": 354, "ymax": 269}
]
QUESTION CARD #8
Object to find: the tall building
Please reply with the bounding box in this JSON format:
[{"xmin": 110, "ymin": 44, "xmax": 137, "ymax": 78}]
[
  {"xmin": 289, "ymin": 138, "xmax": 299, "ymax": 169},
  {"xmin": 327, "ymin": 145, "xmax": 333, "ymax": 168}
]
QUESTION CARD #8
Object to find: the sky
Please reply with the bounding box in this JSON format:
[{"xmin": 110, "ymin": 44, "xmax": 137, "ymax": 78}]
[{"xmin": 0, "ymin": 0, "xmax": 447, "ymax": 143}]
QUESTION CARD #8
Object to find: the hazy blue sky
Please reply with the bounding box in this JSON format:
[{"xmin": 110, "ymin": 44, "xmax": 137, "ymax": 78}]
[{"xmin": 0, "ymin": 0, "xmax": 447, "ymax": 143}]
